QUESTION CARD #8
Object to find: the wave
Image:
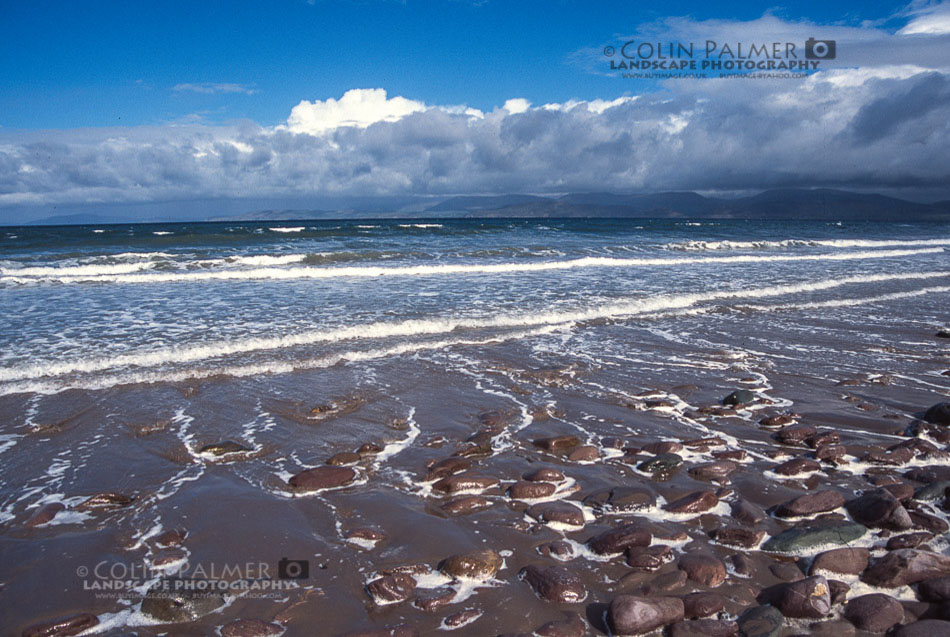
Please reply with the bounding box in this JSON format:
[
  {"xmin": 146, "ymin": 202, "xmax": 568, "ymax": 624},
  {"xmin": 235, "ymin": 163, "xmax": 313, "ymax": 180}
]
[
  {"xmin": 226, "ymin": 254, "xmax": 308, "ymax": 266},
  {"xmin": 398, "ymin": 223, "xmax": 443, "ymax": 229},
  {"xmin": 2, "ymin": 270, "xmax": 945, "ymax": 384},
  {"xmin": 664, "ymin": 238, "xmax": 950, "ymax": 251},
  {"xmin": 739, "ymin": 285, "xmax": 950, "ymax": 311},
  {"xmin": 0, "ymin": 325, "xmax": 567, "ymax": 396},
  {"xmin": 0, "ymin": 248, "xmax": 942, "ymax": 285},
  {"xmin": 269, "ymin": 227, "xmax": 305, "ymax": 233},
  {"xmin": 0, "ymin": 261, "xmax": 157, "ymax": 277}
]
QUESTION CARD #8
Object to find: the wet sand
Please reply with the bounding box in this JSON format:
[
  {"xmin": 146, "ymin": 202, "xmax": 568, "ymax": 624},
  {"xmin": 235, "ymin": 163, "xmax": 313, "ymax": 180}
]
[{"xmin": 2, "ymin": 295, "xmax": 950, "ymax": 636}]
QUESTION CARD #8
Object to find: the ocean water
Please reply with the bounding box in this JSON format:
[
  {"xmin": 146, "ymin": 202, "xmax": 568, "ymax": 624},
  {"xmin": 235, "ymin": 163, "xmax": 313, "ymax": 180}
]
[
  {"xmin": 1, "ymin": 219, "xmax": 947, "ymax": 396},
  {"xmin": 0, "ymin": 218, "xmax": 948, "ymax": 634}
]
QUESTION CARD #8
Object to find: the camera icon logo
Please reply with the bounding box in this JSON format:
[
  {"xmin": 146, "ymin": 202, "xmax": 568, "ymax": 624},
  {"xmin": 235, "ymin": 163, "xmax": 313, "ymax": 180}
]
[
  {"xmin": 805, "ymin": 37, "xmax": 836, "ymax": 60},
  {"xmin": 277, "ymin": 557, "xmax": 310, "ymax": 580}
]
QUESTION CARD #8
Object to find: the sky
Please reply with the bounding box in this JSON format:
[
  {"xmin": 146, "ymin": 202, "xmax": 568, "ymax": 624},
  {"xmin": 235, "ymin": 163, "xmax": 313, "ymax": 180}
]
[{"xmin": 1, "ymin": 0, "xmax": 949, "ymax": 222}]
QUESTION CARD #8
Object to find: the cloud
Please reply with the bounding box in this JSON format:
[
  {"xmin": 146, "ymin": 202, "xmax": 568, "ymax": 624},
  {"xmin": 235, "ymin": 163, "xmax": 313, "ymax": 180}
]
[
  {"xmin": 2, "ymin": 6, "xmax": 950, "ymax": 210},
  {"xmin": 899, "ymin": 1, "xmax": 950, "ymax": 34},
  {"xmin": 173, "ymin": 83, "xmax": 258, "ymax": 95},
  {"xmin": 284, "ymin": 88, "xmax": 426, "ymax": 135}
]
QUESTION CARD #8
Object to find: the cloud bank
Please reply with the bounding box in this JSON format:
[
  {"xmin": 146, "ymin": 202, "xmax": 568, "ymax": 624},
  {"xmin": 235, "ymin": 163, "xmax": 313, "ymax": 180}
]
[{"xmin": 2, "ymin": 8, "xmax": 949, "ymax": 210}]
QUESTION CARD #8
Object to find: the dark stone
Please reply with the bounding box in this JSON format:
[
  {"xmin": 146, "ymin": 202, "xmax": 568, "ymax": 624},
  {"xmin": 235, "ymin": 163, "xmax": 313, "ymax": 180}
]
[
  {"xmin": 682, "ymin": 592, "xmax": 726, "ymax": 619},
  {"xmin": 772, "ymin": 457, "xmax": 821, "ymax": 476},
  {"xmin": 862, "ymin": 550, "xmax": 950, "ymax": 588},
  {"xmin": 908, "ymin": 510, "xmax": 950, "ymax": 534},
  {"xmin": 141, "ymin": 579, "xmax": 227, "ymax": 622},
  {"xmin": 762, "ymin": 521, "xmax": 866, "ymax": 553},
  {"xmin": 758, "ymin": 576, "xmax": 832, "ymax": 619},
  {"xmin": 723, "ymin": 389, "xmax": 757, "ymax": 405},
  {"xmin": 678, "ymin": 553, "xmax": 727, "ymax": 587},
  {"xmin": 220, "ymin": 619, "xmax": 283, "ymax": 637},
  {"xmin": 918, "ymin": 576, "xmax": 950, "ymax": 603},
  {"xmin": 829, "ymin": 579, "xmax": 850, "ymax": 605},
  {"xmin": 412, "ymin": 587, "xmax": 455, "ymax": 612},
  {"xmin": 508, "ymin": 480, "xmax": 556, "ymax": 500},
  {"xmin": 366, "ymin": 573, "xmax": 416, "ymax": 604},
  {"xmin": 843, "ymin": 593, "xmax": 904, "ymax": 633},
  {"xmin": 288, "ymin": 466, "xmax": 357, "ymax": 492},
  {"xmin": 806, "ymin": 431, "xmax": 840, "ymax": 449},
  {"xmin": 537, "ymin": 540, "xmax": 576, "ymax": 560},
  {"xmin": 25, "ymin": 502, "xmax": 65, "ymax": 527},
  {"xmin": 523, "ymin": 467, "xmax": 565, "ymax": 483},
  {"xmin": 430, "ymin": 474, "xmax": 498, "ymax": 495},
  {"xmin": 642, "ymin": 441, "xmax": 684, "ymax": 454},
  {"xmin": 728, "ymin": 553, "xmax": 756, "ymax": 577},
  {"xmin": 154, "ymin": 528, "xmax": 187, "ymax": 547},
  {"xmin": 438, "ymin": 549, "xmax": 502, "ymax": 580},
  {"xmin": 75, "ymin": 492, "xmax": 135, "ymax": 510},
  {"xmin": 810, "ymin": 548, "xmax": 870, "ymax": 576},
  {"xmin": 440, "ymin": 495, "xmax": 491, "ymax": 515},
  {"xmin": 845, "ymin": 488, "xmax": 913, "ymax": 530},
  {"xmin": 21, "ymin": 614, "xmax": 99, "ymax": 637},
  {"xmin": 583, "ymin": 486, "xmax": 656, "ymax": 513},
  {"xmin": 769, "ymin": 562, "xmax": 804, "ymax": 582},
  {"xmin": 519, "ymin": 565, "xmax": 587, "ymax": 603},
  {"xmin": 442, "ymin": 609, "xmax": 481, "ymax": 629},
  {"xmin": 638, "ymin": 453, "xmax": 683, "ymax": 473},
  {"xmin": 533, "ymin": 436, "xmax": 580, "ymax": 452},
  {"xmin": 327, "ymin": 451, "xmax": 361, "ymax": 466},
  {"xmin": 689, "ymin": 461, "xmax": 738, "ymax": 482},
  {"xmin": 199, "ymin": 440, "xmax": 250, "ymax": 457},
  {"xmin": 887, "ymin": 532, "xmax": 934, "ymax": 550},
  {"xmin": 664, "ymin": 490, "xmax": 718, "ymax": 514},
  {"xmin": 882, "ymin": 482, "xmax": 916, "ymax": 502},
  {"xmin": 815, "ymin": 444, "xmax": 848, "ymax": 462},
  {"xmin": 608, "ymin": 595, "xmax": 685, "ymax": 635},
  {"xmin": 731, "ymin": 499, "xmax": 767, "ymax": 525},
  {"xmin": 913, "ymin": 481, "xmax": 950, "ymax": 501},
  {"xmin": 905, "ymin": 466, "xmax": 950, "ymax": 484},
  {"xmin": 527, "ymin": 501, "xmax": 585, "ymax": 527},
  {"xmin": 760, "ymin": 414, "xmax": 795, "ymax": 427},
  {"xmin": 709, "ymin": 525, "xmax": 765, "ymax": 548},
  {"xmin": 924, "ymin": 402, "xmax": 950, "ymax": 425},
  {"xmin": 424, "ymin": 457, "xmax": 471, "ymax": 481},
  {"xmin": 567, "ymin": 445, "xmax": 600, "ymax": 462},
  {"xmin": 777, "ymin": 425, "xmax": 817, "ymax": 444},
  {"xmin": 625, "ymin": 545, "xmax": 672, "ymax": 570},
  {"xmin": 775, "ymin": 490, "xmax": 845, "ymax": 518},
  {"xmin": 640, "ymin": 569, "xmax": 688, "ymax": 595},
  {"xmin": 587, "ymin": 523, "xmax": 651, "ymax": 555},
  {"xmin": 337, "ymin": 626, "xmax": 418, "ymax": 637},
  {"xmin": 736, "ymin": 605, "xmax": 784, "ymax": 637}
]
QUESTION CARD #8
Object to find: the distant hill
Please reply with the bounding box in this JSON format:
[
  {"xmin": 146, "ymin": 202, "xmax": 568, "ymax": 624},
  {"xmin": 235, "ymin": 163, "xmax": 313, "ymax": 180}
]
[
  {"xmin": 425, "ymin": 194, "xmax": 551, "ymax": 212},
  {"xmin": 27, "ymin": 213, "xmax": 130, "ymax": 226},
  {"xmin": 434, "ymin": 189, "xmax": 950, "ymax": 221}
]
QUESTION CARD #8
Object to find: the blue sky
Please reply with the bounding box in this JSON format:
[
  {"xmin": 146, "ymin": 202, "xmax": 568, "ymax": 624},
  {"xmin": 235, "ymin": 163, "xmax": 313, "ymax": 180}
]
[
  {"xmin": 0, "ymin": 0, "xmax": 949, "ymax": 221},
  {"xmin": 0, "ymin": 0, "xmax": 914, "ymax": 129}
]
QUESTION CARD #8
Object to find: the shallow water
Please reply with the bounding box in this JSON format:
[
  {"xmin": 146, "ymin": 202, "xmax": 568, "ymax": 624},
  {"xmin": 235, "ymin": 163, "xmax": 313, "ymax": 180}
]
[{"xmin": 0, "ymin": 218, "xmax": 948, "ymax": 635}]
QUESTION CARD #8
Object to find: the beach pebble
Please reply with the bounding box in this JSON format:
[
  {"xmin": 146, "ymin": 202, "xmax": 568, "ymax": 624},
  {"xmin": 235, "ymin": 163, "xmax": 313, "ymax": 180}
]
[
  {"xmin": 893, "ymin": 620, "xmax": 950, "ymax": 637},
  {"xmin": 862, "ymin": 550, "xmax": 950, "ymax": 587},
  {"xmin": 772, "ymin": 457, "xmax": 821, "ymax": 476},
  {"xmin": 762, "ymin": 520, "xmax": 866, "ymax": 553},
  {"xmin": 141, "ymin": 579, "xmax": 227, "ymax": 622},
  {"xmin": 810, "ymin": 548, "xmax": 870, "ymax": 575},
  {"xmin": 75, "ymin": 492, "xmax": 135, "ymax": 510},
  {"xmin": 843, "ymin": 593, "xmax": 904, "ymax": 633},
  {"xmin": 199, "ymin": 440, "xmax": 250, "ymax": 457},
  {"xmin": 532, "ymin": 436, "xmax": 580, "ymax": 452},
  {"xmin": 723, "ymin": 389, "xmax": 756, "ymax": 405},
  {"xmin": 731, "ymin": 499, "xmax": 767, "ymax": 525},
  {"xmin": 533, "ymin": 611, "xmax": 586, "ymax": 637},
  {"xmin": 737, "ymin": 605, "xmax": 784, "ymax": 637},
  {"xmin": 678, "ymin": 552, "xmax": 727, "ymax": 587},
  {"xmin": 154, "ymin": 528, "xmax": 187, "ymax": 547},
  {"xmin": 664, "ymin": 490, "xmax": 718, "ymax": 514},
  {"xmin": 567, "ymin": 445, "xmax": 599, "ymax": 462},
  {"xmin": 758, "ymin": 576, "xmax": 831, "ymax": 619},
  {"xmin": 327, "ymin": 451, "xmax": 361, "ymax": 466},
  {"xmin": 845, "ymin": 488, "xmax": 913, "ymax": 530},
  {"xmin": 608, "ymin": 595, "xmax": 684, "ymax": 635},
  {"xmin": 709, "ymin": 525, "xmax": 765, "ymax": 548},
  {"xmin": 431, "ymin": 474, "xmax": 498, "ymax": 495},
  {"xmin": 20, "ymin": 613, "xmax": 99, "ymax": 637},
  {"xmin": 642, "ymin": 441, "xmax": 683, "ymax": 454},
  {"xmin": 526, "ymin": 501, "xmax": 585, "ymax": 527},
  {"xmin": 923, "ymin": 402, "xmax": 950, "ymax": 425},
  {"xmin": 638, "ymin": 453, "xmax": 683, "ymax": 473},
  {"xmin": 887, "ymin": 531, "xmax": 933, "ymax": 550},
  {"xmin": 438, "ymin": 549, "xmax": 502, "ymax": 580},
  {"xmin": 508, "ymin": 480, "xmax": 556, "ymax": 500},
  {"xmin": 682, "ymin": 591, "xmax": 726, "ymax": 619},
  {"xmin": 587, "ymin": 522, "xmax": 651, "ymax": 555},
  {"xmin": 424, "ymin": 457, "xmax": 471, "ymax": 481},
  {"xmin": 688, "ymin": 461, "xmax": 738, "ymax": 482},
  {"xmin": 775, "ymin": 490, "xmax": 844, "ymax": 517},
  {"xmin": 288, "ymin": 466, "xmax": 357, "ymax": 492},
  {"xmin": 366, "ymin": 573, "xmax": 416, "ymax": 604},
  {"xmin": 523, "ymin": 467, "xmax": 565, "ymax": 483},
  {"xmin": 413, "ymin": 587, "xmax": 455, "ymax": 612},
  {"xmin": 519, "ymin": 565, "xmax": 587, "ymax": 603},
  {"xmin": 440, "ymin": 495, "xmax": 491, "ymax": 515},
  {"xmin": 625, "ymin": 545, "xmax": 673, "ymax": 570},
  {"xmin": 777, "ymin": 425, "xmax": 818, "ymax": 445},
  {"xmin": 25, "ymin": 502, "xmax": 65, "ymax": 527}
]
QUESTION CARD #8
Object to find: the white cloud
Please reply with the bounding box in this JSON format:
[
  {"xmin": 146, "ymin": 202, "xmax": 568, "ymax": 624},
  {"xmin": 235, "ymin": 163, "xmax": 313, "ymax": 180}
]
[
  {"xmin": 284, "ymin": 88, "xmax": 426, "ymax": 135},
  {"xmin": 502, "ymin": 98, "xmax": 531, "ymax": 114},
  {"xmin": 899, "ymin": 1, "xmax": 950, "ymax": 34},
  {"xmin": 173, "ymin": 83, "xmax": 258, "ymax": 95}
]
